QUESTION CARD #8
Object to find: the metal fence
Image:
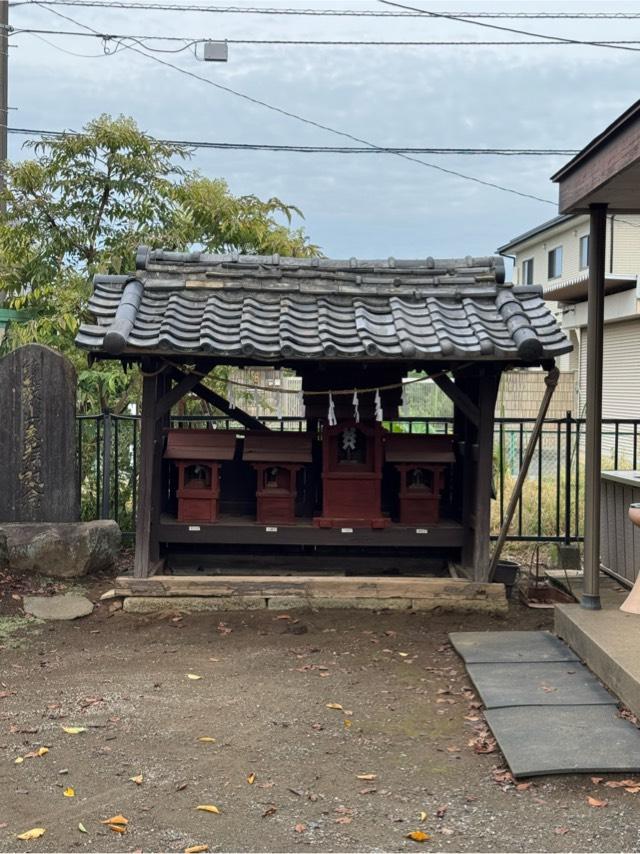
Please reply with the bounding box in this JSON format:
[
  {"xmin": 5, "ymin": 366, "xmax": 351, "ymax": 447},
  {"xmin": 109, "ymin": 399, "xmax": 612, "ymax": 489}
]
[{"xmin": 77, "ymin": 412, "xmax": 640, "ymax": 544}]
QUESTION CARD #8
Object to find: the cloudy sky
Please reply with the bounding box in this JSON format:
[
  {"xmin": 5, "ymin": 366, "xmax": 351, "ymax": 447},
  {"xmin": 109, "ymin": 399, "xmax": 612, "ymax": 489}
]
[{"xmin": 8, "ymin": 0, "xmax": 640, "ymax": 261}]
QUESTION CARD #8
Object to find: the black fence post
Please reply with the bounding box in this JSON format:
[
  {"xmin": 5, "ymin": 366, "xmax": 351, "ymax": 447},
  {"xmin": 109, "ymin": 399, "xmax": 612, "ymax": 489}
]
[
  {"xmin": 101, "ymin": 410, "xmax": 112, "ymax": 520},
  {"xmin": 564, "ymin": 410, "xmax": 572, "ymax": 545}
]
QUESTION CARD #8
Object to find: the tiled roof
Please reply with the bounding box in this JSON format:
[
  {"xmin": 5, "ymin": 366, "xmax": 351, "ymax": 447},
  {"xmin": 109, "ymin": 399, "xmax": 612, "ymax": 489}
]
[{"xmin": 75, "ymin": 247, "xmax": 571, "ymax": 362}]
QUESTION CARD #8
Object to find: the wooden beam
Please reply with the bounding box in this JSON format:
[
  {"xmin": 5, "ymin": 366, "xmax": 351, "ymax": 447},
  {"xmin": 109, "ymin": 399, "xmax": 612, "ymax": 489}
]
[
  {"xmin": 168, "ymin": 367, "xmax": 270, "ymax": 432},
  {"xmin": 156, "ymin": 367, "xmax": 210, "ymax": 419},
  {"xmin": 430, "ymin": 372, "xmax": 480, "ymax": 427}
]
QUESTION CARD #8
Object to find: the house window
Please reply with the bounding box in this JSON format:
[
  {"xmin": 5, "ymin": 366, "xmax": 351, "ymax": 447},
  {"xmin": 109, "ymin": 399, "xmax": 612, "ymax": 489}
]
[
  {"xmin": 579, "ymin": 234, "xmax": 589, "ymax": 270},
  {"xmin": 522, "ymin": 258, "xmax": 534, "ymax": 285},
  {"xmin": 547, "ymin": 246, "xmax": 563, "ymax": 279}
]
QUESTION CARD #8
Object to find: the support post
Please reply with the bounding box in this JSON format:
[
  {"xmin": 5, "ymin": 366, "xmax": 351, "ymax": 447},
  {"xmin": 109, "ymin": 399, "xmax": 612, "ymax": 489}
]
[
  {"xmin": 134, "ymin": 366, "xmax": 162, "ymax": 578},
  {"xmin": 100, "ymin": 409, "xmax": 112, "ymax": 520},
  {"xmin": 582, "ymin": 202, "xmax": 608, "ymax": 610},
  {"xmin": 471, "ymin": 369, "xmax": 500, "ymax": 581}
]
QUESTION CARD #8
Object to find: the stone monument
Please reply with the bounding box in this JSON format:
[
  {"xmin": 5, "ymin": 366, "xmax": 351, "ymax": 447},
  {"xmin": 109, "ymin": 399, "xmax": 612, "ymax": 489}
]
[{"xmin": 0, "ymin": 344, "xmax": 120, "ymax": 577}]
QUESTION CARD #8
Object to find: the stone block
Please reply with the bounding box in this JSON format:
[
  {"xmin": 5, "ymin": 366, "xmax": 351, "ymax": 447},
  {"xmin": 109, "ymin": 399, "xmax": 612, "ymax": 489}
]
[
  {"xmin": 411, "ymin": 596, "xmax": 508, "ymax": 614},
  {"xmin": 552, "ymin": 544, "xmax": 582, "ymax": 571},
  {"xmin": 266, "ymin": 595, "xmax": 410, "ymax": 611},
  {"xmin": 23, "ymin": 594, "xmax": 94, "ymax": 620},
  {"xmin": 122, "ymin": 595, "xmax": 267, "ymax": 613},
  {"xmin": 2, "ymin": 520, "xmax": 121, "ymax": 578}
]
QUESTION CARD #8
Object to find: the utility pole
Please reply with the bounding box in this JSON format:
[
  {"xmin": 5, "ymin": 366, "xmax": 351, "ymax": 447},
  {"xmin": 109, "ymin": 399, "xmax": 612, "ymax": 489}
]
[{"xmin": 0, "ymin": 0, "xmax": 7, "ymax": 166}]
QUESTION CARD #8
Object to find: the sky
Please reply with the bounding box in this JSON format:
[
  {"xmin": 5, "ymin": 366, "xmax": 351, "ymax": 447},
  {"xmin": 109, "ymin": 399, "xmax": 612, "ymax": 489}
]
[{"xmin": 7, "ymin": 0, "xmax": 640, "ymax": 262}]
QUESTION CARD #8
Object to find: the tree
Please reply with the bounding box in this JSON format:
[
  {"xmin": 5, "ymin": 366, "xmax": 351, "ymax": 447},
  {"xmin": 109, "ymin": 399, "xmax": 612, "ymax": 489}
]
[{"xmin": 0, "ymin": 115, "xmax": 319, "ymax": 410}]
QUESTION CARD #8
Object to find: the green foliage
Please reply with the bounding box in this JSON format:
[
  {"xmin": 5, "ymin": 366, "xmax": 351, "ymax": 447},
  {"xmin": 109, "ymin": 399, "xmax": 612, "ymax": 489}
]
[{"xmin": 0, "ymin": 115, "xmax": 319, "ymax": 410}]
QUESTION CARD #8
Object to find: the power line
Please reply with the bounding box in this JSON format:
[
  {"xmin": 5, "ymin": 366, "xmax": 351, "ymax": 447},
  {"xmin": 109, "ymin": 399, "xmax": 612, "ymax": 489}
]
[
  {"xmin": 12, "ymin": 26, "xmax": 640, "ymax": 49},
  {"xmin": 379, "ymin": 1, "xmax": 640, "ymax": 54},
  {"xmin": 10, "ymin": 1, "xmax": 640, "ymax": 19},
  {"xmin": 7, "ymin": 127, "xmax": 581, "ymax": 156},
  {"xmin": 36, "ymin": 2, "xmax": 558, "ymax": 207}
]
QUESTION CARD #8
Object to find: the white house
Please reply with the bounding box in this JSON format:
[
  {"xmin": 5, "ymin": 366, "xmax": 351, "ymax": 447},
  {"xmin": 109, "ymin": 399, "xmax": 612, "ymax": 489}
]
[{"xmin": 498, "ymin": 213, "xmax": 640, "ymax": 423}]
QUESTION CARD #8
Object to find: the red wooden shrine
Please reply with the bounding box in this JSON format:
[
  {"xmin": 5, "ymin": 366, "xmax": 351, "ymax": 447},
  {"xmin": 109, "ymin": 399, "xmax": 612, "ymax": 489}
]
[
  {"xmin": 164, "ymin": 429, "xmax": 237, "ymax": 523},
  {"xmin": 385, "ymin": 434, "xmax": 455, "ymax": 524},
  {"xmin": 243, "ymin": 432, "xmax": 312, "ymax": 524},
  {"xmin": 314, "ymin": 421, "xmax": 388, "ymax": 528}
]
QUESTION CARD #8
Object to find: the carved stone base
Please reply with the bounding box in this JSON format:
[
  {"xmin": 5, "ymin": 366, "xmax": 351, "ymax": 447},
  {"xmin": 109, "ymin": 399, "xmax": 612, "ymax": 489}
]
[{"xmin": 0, "ymin": 520, "xmax": 121, "ymax": 578}]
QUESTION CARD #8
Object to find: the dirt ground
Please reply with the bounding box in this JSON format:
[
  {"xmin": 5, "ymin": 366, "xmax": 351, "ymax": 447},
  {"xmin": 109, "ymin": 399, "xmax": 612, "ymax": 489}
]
[{"xmin": 1, "ymin": 571, "xmax": 640, "ymax": 853}]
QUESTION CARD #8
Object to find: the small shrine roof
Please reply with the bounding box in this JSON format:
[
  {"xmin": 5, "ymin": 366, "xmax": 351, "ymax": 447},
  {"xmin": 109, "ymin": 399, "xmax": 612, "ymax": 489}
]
[{"xmin": 76, "ymin": 247, "xmax": 571, "ymax": 363}]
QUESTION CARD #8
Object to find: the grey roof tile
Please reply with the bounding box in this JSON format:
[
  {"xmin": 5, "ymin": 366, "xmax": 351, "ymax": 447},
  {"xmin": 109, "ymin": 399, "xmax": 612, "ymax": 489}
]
[{"xmin": 75, "ymin": 247, "xmax": 571, "ymax": 362}]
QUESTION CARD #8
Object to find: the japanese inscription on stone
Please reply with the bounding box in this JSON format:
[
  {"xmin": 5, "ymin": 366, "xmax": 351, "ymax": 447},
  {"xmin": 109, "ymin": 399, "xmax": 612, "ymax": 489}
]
[{"xmin": 0, "ymin": 345, "xmax": 79, "ymax": 522}]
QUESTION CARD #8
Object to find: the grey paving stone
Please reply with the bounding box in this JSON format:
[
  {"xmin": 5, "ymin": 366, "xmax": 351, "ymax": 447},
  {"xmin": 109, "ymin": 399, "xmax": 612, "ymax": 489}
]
[
  {"xmin": 485, "ymin": 705, "xmax": 640, "ymax": 777},
  {"xmin": 466, "ymin": 661, "xmax": 616, "ymax": 708},
  {"xmin": 23, "ymin": 594, "xmax": 94, "ymax": 620},
  {"xmin": 449, "ymin": 630, "xmax": 579, "ymax": 663}
]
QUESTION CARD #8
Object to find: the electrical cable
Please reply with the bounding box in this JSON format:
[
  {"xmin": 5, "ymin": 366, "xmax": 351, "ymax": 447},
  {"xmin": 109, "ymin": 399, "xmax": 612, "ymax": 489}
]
[
  {"xmin": 6, "ymin": 127, "xmax": 581, "ymax": 155},
  {"xmin": 33, "ymin": 2, "xmax": 559, "ymax": 206},
  {"xmin": 12, "ymin": 26, "xmax": 640, "ymax": 49},
  {"xmin": 9, "ymin": 1, "xmax": 640, "ymax": 19},
  {"xmin": 379, "ymin": 0, "xmax": 640, "ymax": 54}
]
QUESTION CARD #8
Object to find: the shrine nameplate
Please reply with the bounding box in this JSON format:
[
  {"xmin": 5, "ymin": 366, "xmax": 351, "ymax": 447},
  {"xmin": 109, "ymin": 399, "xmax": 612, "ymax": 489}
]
[{"xmin": 0, "ymin": 344, "xmax": 79, "ymax": 522}]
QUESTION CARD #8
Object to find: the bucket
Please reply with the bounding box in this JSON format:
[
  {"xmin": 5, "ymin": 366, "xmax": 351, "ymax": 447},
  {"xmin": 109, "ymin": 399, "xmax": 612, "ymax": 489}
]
[{"xmin": 493, "ymin": 559, "xmax": 520, "ymax": 599}]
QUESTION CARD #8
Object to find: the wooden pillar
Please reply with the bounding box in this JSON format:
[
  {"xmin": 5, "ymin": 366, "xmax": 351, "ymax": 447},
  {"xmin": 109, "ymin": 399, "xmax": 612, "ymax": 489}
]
[
  {"xmin": 465, "ymin": 369, "xmax": 500, "ymax": 581},
  {"xmin": 582, "ymin": 203, "xmax": 608, "ymax": 610},
  {"xmin": 134, "ymin": 363, "xmax": 163, "ymax": 578},
  {"xmin": 453, "ymin": 377, "xmax": 477, "ymax": 569}
]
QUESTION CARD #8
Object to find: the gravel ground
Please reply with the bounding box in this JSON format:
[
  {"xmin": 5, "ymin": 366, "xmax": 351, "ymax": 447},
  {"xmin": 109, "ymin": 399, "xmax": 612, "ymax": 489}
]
[{"xmin": 1, "ymin": 577, "xmax": 640, "ymax": 853}]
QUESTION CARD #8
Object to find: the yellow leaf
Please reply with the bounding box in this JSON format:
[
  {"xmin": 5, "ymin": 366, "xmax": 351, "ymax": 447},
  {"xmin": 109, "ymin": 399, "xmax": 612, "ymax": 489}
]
[
  {"xmin": 197, "ymin": 737, "xmax": 216, "ymax": 743},
  {"xmin": 185, "ymin": 846, "xmax": 209, "ymax": 853},
  {"xmin": 187, "ymin": 674, "xmax": 202, "ymax": 680},
  {"xmin": 78, "ymin": 823, "xmax": 87, "ymax": 834},
  {"xmin": 16, "ymin": 828, "xmax": 46, "ymax": 841},
  {"xmin": 398, "ymin": 652, "xmax": 410, "ymax": 657},
  {"xmin": 108, "ymin": 824, "xmax": 126, "ymax": 834},
  {"xmin": 14, "ymin": 756, "xmax": 24, "ymax": 764},
  {"xmin": 326, "ymin": 703, "xmax": 343, "ymax": 711},
  {"xmin": 419, "ymin": 811, "xmax": 428, "ymax": 822},
  {"xmin": 61, "ymin": 726, "xmax": 87, "ymax": 735},
  {"xmin": 130, "ymin": 774, "xmax": 144, "ymax": 785},
  {"xmin": 247, "ymin": 772, "xmax": 256, "ymax": 785},
  {"xmin": 35, "ymin": 747, "xmax": 49, "ymax": 757},
  {"xmin": 356, "ymin": 773, "xmax": 377, "ymax": 780},
  {"xmin": 101, "ymin": 815, "xmax": 128, "ymax": 825},
  {"xmin": 63, "ymin": 787, "xmax": 75, "ymax": 798},
  {"xmin": 407, "ymin": 831, "xmax": 430, "ymax": 842},
  {"xmin": 344, "ymin": 719, "xmax": 352, "ymax": 728},
  {"xmin": 196, "ymin": 805, "xmax": 220, "ymax": 814}
]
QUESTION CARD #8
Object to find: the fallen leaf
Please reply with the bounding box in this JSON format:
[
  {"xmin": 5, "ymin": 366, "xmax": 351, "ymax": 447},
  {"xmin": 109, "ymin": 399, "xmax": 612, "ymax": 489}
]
[
  {"xmin": 587, "ymin": 796, "xmax": 608, "ymax": 808},
  {"xmin": 406, "ymin": 831, "xmax": 430, "ymax": 842},
  {"xmin": 419, "ymin": 811, "xmax": 428, "ymax": 822},
  {"xmin": 436, "ymin": 806, "xmax": 447, "ymax": 819},
  {"xmin": 176, "ymin": 782, "xmax": 188, "ymax": 791},
  {"xmin": 197, "ymin": 737, "xmax": 216, "ymax": 743},
  {"xmin": 294, "ymin": 823, "xmax": 306, "ymax": 833},
  {"xmin": 516, "ymin": 782, "xmax": 533, "ymax": 792},
  {"xmin": 61, "ymin": 726, "xmax": 86, "ymax": 735},
  {"xmin": 326, "ymin": 703, "xmax": 343, "ymax": 711},
  {"xmin": 185, "ymin": 846, "xmax": 209, "ymax": 853},
  {"xmin": 359, "ymin": 787, "xmax": 377, "ymax": 795},
  {"xmin": 108, "ymin": 824, "xmax": 126, "ymax": 834},
  {"xmin": 63, "ymin": 787, "xmax": 75, "ymax": 798},
  {"xmin": 356, "ymin": 773, "xmax": 377, "ymax": 780},
  {"xmin": 398, "ymin": 652, "xmax": 409, "ymax": 657},
  {"xmin": 625, "ymin": 786, "xmax": 640, "ymax": 794},
  {"xmin": 262, "ymin": 806, "xmax": 277, "ymax": 818},
  {"xmin": 196, "ymin": 805, "xmax": 220, "ymax": 814},
  {"xmin": 78, "ymin": 823, "xmax": 87, "ymax": 834},
  {"xmin": 14, "ymin": 756, "xmax": 24, "ymax": 764},
  {"xmin": 604, "ymin": 779, "xmax": 640, "ymax": 788},
  {"xmin": 554, "ymin": 827, "xmax": 570, "ymax": 835},
  {"xmin": 101, "ymin": 815, "xmax": 128, "ymax": 826},
  {"xmin": 247, "ymin": 772, "xmax": 256, "ymax": 785},
  {"xmin": 16, "ymin": 828, "xmax": 45, "ymax": 841},
  {"xmin": 130, "ymin": 774, "xmax": 143, "ymax": 785},
  {"xmin": 591, "ymin": 777, "xmax": 604, "ymax": 784},
  {"xmin": 335, "ymin": 816, "xmax": 352, "ymax": 825},
  {"xmin": 187, "ymin": 674, "xmax": 202, "ymax": 681},
  {"xmin": 344, "ymin": 719, "xmax": 352, "ymax": 728}
]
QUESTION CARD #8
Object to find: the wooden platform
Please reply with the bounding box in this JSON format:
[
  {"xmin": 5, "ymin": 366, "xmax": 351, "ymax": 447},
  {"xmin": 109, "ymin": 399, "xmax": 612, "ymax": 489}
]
[
  {"xmin": 158, "ymin": 514, "xmax": 464, "ymax": 548},
  {"xmin": 109, "ymin": 575, "xmax": 507, "ymax": 614}
]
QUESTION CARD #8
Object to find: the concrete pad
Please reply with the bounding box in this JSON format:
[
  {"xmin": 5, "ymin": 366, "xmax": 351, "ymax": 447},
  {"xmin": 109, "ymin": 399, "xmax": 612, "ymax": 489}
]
[
  {"xmin": 485, "ymin": 705, "xmax": 640, "ymax": 778},
  {"xmin": 23, "ymin": 594, "xmax": 94, "ymax": 620},
  {"xmin": 555, "ymin": 604, "xmax": 640, "ymax": 718},
  {"xmin": 449, "ymin": 630, "xmax": 578, "ymax": 664},
  {"xmin": 122, "ymin": 595, "xmax": 267, "ymax": 613},
  {"xmin": 466, "ymin": 661, "xmax": 616, "ymax": 709}
]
